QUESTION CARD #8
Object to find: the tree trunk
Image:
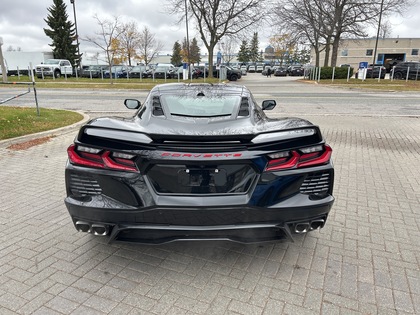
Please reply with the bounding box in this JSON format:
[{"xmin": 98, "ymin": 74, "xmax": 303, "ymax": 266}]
[
  {"xmin": 323, "ymin": 36, "xmax": 331, "ymax": 67},
  {"xmin": 314, "ymin": 48, "xmax": 320, "ymax": 67},
  {"xmin": 330, "ymin": 35, "xmax": 341, "ymax": 67},
  {"xmin": 207, "ymin": 44, "xmax": 215, "ymax": 78}
]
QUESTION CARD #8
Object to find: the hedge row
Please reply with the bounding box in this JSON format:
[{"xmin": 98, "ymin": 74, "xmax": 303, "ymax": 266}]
[{"xmin": 307, "ymin": 66, "xmax": 354, "ymax": 79}]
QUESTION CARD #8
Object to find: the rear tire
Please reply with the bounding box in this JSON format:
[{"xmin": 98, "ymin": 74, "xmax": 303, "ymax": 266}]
[
  {"xmin": 394, "ymin": 72, "xmax": 403, "ymax": 80},
  {"xmin": 229, "ymin": 74, "xmax": 238, "ymax": 81}
]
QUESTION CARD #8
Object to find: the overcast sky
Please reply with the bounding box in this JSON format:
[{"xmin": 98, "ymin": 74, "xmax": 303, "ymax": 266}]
[{"xmin": 1, "ymin": 0, "xmax": 419, "ymax": 58}]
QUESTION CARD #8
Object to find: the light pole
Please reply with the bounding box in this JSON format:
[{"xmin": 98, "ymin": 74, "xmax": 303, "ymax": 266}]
[
  {"xmin": 70, "ymin": 0, "xmax": 81, "ymax": 68},
  {"xmin": 184, "ymin": 0, "xmax": 190, "ymax": 65},
  {"xmin": 0, "ymin": 37, "xmax": 7, "ymax": 82},
  {"xmin": 372, "ymin": 0, "xmax": 384, "ymax": 66}
]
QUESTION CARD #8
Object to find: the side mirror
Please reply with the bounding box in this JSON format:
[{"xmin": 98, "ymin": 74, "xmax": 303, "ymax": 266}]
[
  {"xmin": 262, "ymin": 100, "xmax": 276, "ymax": 110},
  {"xmin": 124, "ymin": 99, "xmax": 141, "ymax": 110}
]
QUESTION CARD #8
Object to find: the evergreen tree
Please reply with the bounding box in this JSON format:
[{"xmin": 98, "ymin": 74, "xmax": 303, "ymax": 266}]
[
  {"xmin": 189, "ymin": 38, "xmax": 201, "ymax": 65},
  {"xmin": 237, "ymin": 40, "xmax": 250, "ymax": 63},
  {"xmin": 44, "ymin": 0, "xmax": 79, "ymax": 65},
  {"xmin": 171, "ymin": 41, "xmax": 182, "ymax": 66},
  {"xmin": 181, "ymin": 37, "xmax": 189, "ymax": 63},
  {"xmin": 249, "ymin": 32, "xmax": 260, "ymax": 63}
]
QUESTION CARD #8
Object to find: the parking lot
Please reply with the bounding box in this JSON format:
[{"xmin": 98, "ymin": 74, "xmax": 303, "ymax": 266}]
[{"xmin": 0, "ymin": 74, "xmax": 419, "ymax": 314}]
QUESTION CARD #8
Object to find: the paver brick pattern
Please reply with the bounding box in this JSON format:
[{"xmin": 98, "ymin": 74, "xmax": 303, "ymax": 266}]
[{"xmin": 0, "ymin": 97, "xmax": 419, "ymax": 314}]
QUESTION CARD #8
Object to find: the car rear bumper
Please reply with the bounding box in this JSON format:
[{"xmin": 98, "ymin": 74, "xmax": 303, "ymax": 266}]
[{"xmin": 65, "ymin": 196, "xmax": 334, "ymax": 244}]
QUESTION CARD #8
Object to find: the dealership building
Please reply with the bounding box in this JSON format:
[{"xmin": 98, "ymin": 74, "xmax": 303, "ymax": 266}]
[{"xmin": 313, "ymin": 37, "xmax": 420, "ymax": 70}]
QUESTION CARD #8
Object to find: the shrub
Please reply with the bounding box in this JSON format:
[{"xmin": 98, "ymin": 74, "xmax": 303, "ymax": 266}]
[{"xmin": 307, "ymin": 66, "xmax": 354, "ymax": 79}]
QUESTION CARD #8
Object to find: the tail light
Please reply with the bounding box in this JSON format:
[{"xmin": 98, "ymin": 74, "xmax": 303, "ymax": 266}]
[
  {"xmin": 67, "ymin": 144, "xmax": 138, "ymax": 172},
  {"xmin": 265, "ymin": 145, "xmax": 332, "ymax": 172}
]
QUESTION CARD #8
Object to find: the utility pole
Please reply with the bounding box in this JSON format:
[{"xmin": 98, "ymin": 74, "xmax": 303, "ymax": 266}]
[
  {"xmin": 70, "ymin": 0, "xmax": 81, "ymax": 68},
  {"xmin": 373, "ymin": 0, "xmax": 384, "ymax": 65},
  {"xmin": 0, "ymin": 37, "xmax": 8, "ymax": 83}
]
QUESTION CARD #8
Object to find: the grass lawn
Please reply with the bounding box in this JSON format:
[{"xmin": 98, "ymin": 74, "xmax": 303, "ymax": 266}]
[
  {"xmin": 309, "ymin": 78, "xmax": 420, "ymax": 91},
  {"xmin": 2, "ymin": 75, "xmax": 221, "ymax": 90},
  {"xmin": 0, "ymin": 106, "xmax": 83, "ymax": 140}
]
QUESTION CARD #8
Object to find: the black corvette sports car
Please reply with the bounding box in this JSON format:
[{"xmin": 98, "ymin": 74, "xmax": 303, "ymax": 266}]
[{"xmin": 65, "ymin": 83, "xmax": 334, "ymax": 244}]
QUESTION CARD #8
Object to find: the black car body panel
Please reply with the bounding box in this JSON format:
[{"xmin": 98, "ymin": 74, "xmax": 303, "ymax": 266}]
[
  {"xmin": 274, "ymin": 67, "xmax": 287, "ymax": 76},
  {"xmin": 365, "ymin": 64, "xmax": 386, "ymax": 79},
  {"xmin": 65, "ymin": 83, "xmax": 334, "ymax": 244},
  {"xmin": 81, "ymin": 65, "xmax": 108, "ymax": 78},
  {"xmin": 391, "ymin": 61, "xmax": 420, "ymax": 80}
]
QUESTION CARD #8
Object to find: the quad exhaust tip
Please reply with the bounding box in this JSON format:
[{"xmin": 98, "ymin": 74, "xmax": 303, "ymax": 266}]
[
  {"xmin": 75, "ymin": 221, "xmax": 109, "ymax": 236},
  {"xmin": 91, "ymin": 224, "xmax": 109, "ymax": 236},
  {"xmin": 294, "ymin": 219, "xmax": 325, "ymax": 234},
  {"xmin": 75, "ymin": 221, "xmax": 91, "ymax": 233}
]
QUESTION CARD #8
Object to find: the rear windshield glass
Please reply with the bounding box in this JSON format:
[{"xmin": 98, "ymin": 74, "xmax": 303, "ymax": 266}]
[{"xmin": 160, "ymin": 95, "xmax": 241, "ymax": 117}]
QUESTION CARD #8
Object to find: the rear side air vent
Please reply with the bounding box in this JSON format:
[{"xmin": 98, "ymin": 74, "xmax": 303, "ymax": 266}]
[
  {"xmin": 69, "ymin": 174, "xmax": 102, "ymax": 196},
  {"xmin": 300, "ymin": 171, "xmax": 332, "ymax": 195},
  {"xmin": 238, "ymin": 97, "xmax": 249, "ymax": 117},
  {"xmin": 152, "ymin": 96, "xmax": 164, "ymax": 116}
]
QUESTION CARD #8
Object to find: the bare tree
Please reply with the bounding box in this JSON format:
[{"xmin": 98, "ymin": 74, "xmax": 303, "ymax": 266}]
[
  {"xmin": 137, "ymin": 26, "xmax": 163, "ymax": 66},
  {"xmin": 274, "ymin": 0, "xmax": 412, "ymax": 67},
  {"xmin": 379, "ymin": 20, "xmax": 393, "ymax": 38},
  {"xmin": 220, "ymin": 37, "xmax": 238, "ymax": 65},
  {"xmin": 273, "ymin": 0, "xmax": 327, "ymax": 67},
  {"xmin": 83, "ymin": 15, "xmax": 123, "ymax": 83},
  {"xmin": 168, "ymin": 0, "xmax": 268, "ymax": 77}
]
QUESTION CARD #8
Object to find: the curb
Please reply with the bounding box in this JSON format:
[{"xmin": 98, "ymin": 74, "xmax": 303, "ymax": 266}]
[{"xmin": 0, "ymin": 110, "xmax": 90, "ymax": 149}]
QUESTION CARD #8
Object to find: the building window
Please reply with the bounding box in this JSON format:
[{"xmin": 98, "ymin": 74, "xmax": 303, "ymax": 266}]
[
  {"xmin": 412, "ymin": 49, "xmax": 419, "ymax": 56},
  {"xmin": 366, "ymin": 49, "xmax": 373, "ymax": 56},
  {"xmin": 341, "ymin": 49, "xmax": 348, "ymax": 56}
]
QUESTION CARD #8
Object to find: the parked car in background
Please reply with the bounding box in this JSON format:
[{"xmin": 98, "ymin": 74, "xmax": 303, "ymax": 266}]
[
  {"xmin": 104, "ymin": 65, "xmax": 132, "ymax": 78},
  {"xmin": 365, "ymin": 64, "xmax": 386, "ymax": 79},
  {"xmin": 174, "ymin": 65, "xmax": 207, "ymax": 79},
  {"xmin": 194, "ymin": 66, "xmax": 210, "ymax": 78},
  {"xmin": 124, "ymin": 65, "xmax": 149, "ymax": 78},
  {"xmin": 36, "ymin": 59, "xmax": 73, "ymax": 78},
  {"xmin": 240, "ymin": 65, "xmax": 248, "ymax": 75},
  {"xmin": 81, "ymin": 65, "xmax": 108, "ymax": 78},
  {"xmin": 248, "ymin": 64, "xmax": 256, "ymax": 73},
  {"xmin": 274, "ymin": 67, "xmax": 287, "ymax": 77},
  {"xmin": 391, "ymin": 61, "xmax": 420, "ymax": 80},
  {"xmin": 64, "ymin": 83, "xmax": 334, "ymax": 244},
  {"xmin": 262, "ymin": 66, "xmax": 279, "ymax": 76},
  {"xmin": 287, "ymin": 65, "xmax": 304, "ymax": 76},
  {"xmin": 152, "ymin": 66, "xmax": 176, "ymax": 79},
  {"xmin": 213, "ymin": 66, "xmax": 242, "ymax": 81}
]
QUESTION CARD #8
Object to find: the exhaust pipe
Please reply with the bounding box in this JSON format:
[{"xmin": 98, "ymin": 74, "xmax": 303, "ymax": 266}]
[
  {"xmin": 294, "ymin": 223, "xmax": 310, "ymax": 234},
  {"xmin": 75, "ymin": 221, "xmax": 91, "ymax": 233},
  {"xmin": 91, "ymin": 224, "xmax": 109, "ymax": 236},
  {"xmin": 310, "ymin": 219, "xmax": 325, "ymax": 230}
]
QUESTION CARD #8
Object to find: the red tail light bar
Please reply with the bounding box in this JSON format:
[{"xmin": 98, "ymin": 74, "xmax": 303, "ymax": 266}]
[
  {"xmin": 265, "ymin": 145, "xmax": 332, "ymax": 172},
  {"xmin": 67, "ymin": 144, "xmax": 138, "ymax": 172}
]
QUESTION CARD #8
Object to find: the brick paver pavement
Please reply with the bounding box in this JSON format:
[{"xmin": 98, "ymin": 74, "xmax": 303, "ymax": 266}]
[{"xmin": 0, "ymin": 85, "xmax": 419, "ymax": 314}]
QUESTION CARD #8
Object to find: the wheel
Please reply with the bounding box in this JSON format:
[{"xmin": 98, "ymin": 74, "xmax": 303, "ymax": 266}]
[
  {"xmin": 393, "ymin": 71, "xmax": 403, "ymax": 80},
  {"xmin": 54, "ymin": 69, "xmax": 61, "ymax": 78},
  {"xmin": 229, "ymin": 74, "xmax": 238, "ymax": 81}
]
